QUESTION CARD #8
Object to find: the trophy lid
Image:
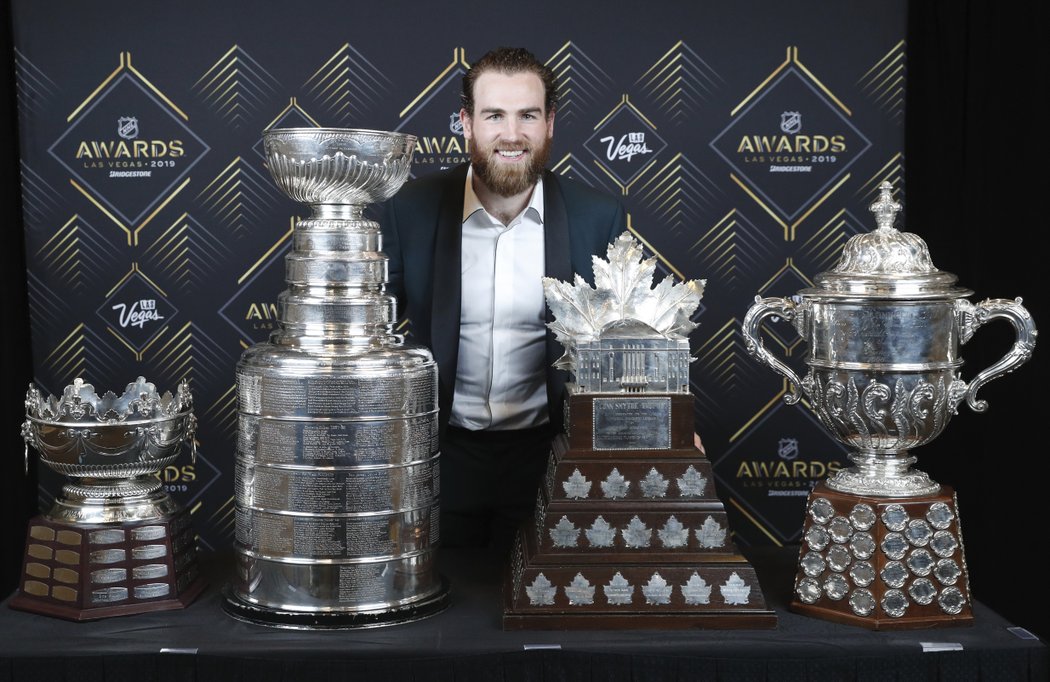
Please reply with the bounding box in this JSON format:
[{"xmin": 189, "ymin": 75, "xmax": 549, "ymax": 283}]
[{"xmin": 802, "ymin": 182, "xmax": 972, "ymax": 299}]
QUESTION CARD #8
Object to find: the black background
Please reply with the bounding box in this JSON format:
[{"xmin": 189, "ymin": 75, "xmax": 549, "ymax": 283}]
[{"xmin": 2, "ymin": 0, "xmax": 1047, "ymax": 644}]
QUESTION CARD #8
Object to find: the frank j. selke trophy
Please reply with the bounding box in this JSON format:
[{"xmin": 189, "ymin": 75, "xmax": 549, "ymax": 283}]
[
  {"xmin": 223, "ymin": 128, "xmax": 449, "ymax": 629},
  {"xmin": 503, "ymin": 232, "xmax": 776, "ymax": 629},
  {"xmin": 13, "ymin": 377, "xmax": 205, "ymax": 621},
  {"xmin": 743, "ymin": 182, "xmax": 1036, "ymax": 630}
]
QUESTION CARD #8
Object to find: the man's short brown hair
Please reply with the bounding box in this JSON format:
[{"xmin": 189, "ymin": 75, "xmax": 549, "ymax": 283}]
[{"xmin": 461, "ymin": 47, "xmax": 559, "ymax": 117}]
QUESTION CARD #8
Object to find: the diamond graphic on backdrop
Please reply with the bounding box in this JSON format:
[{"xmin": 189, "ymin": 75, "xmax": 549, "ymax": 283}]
[
  {"xmin": 218, "ymin": 232, "xmax": 292, "ymax": 343},
  {"xmin": 756, "ymin": 265, "xmax": 812, "ymax": 352},
  {"xmin": 49, "ymin": 58, "xmax": 209, "ymax": 231},
  {"xmin": 710, "ymin": 66, "xmax": 871, "ymax": 221},
  {"xmin": 97, "ymin": 267, "xmax": 177, "ymax": 353},
  {"xmin": 714, "ymin": 400, "xmax": 850, "ymax": 543},
  {"xmin": 396, "ymin": 48, "xmax": 471, "ymax": 176},
  {"xmin": 254, "ymin": 100, "xmax": 319, "ymax": 158},
  {"xmin": 585, "ymin": 96, "xmax": 666, "ymax": 189}
]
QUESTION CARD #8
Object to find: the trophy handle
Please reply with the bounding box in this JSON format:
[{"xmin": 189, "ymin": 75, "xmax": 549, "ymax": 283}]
[
  {"xmin": 742, "ymin": 296, "xmax": 805, "ymax": 404},
  {"xmin": 956, "ymin": 297, "xmax": 1038, "ymax": 413},
  {"xmin": 186, "ymin": 413, "xmax": 198, "ymax": 465}
]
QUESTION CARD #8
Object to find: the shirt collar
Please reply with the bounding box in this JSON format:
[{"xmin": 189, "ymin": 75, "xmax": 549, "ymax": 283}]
[{"xmin": 463, "ymin": 165, "xmax": 545, "ymax": 225}]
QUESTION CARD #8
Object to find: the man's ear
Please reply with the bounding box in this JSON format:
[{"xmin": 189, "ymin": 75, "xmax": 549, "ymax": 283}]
[
  {"xmin": 546, "ymin": 109, "xmax": 555, "ymax": 137},
  {"xmin": 460, "ymin": 108, "xmax": 473, "ymax": 141}
]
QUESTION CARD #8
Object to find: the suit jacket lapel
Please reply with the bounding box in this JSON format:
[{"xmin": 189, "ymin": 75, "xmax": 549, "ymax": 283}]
[
  {"xmin": 430, "ymin": 165, "xmax": 468, "ymax": 428},
  {"xmin": 542, "ymin": 171, "xmax": 572, "ymax": 428}
]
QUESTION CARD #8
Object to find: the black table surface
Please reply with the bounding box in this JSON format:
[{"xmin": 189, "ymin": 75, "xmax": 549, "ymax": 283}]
[{"xmin": 1, "ymin": 546, "xmax": 1046, "ymax": 682}]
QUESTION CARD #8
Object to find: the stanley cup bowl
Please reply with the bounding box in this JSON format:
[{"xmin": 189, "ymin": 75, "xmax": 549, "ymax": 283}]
[
  {"xmin": 21, "ymin": 376, "xmax": 196, "ymax": 522},
  {"xmin": 262, "ymin": 127, "xmax": 416, "ymax": 207},
  {"xmin": 742, "ymin": 183, "xmax": 1037, "ymax": 497}
]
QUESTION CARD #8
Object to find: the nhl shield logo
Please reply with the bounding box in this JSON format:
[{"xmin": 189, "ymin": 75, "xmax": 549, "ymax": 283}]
[
  {"xmin": 780, "ymin": 111, "xmax": 801, "ymax": 135},
  {"xmin": 449, "ymin": 112, "xmax": 464, "ymax": 135},
  {"xmin": 117, "ymin": 116, "xmax": 139, "ymax": 140},
  {"xmin": 777, "ymin": 437, "xmax": 799, "ymax": 461}
]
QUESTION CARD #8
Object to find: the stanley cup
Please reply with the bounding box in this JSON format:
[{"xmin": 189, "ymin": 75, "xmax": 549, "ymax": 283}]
[{"xmin": 223, "ymin": 128, "xmax": 449, "ymax": 628}]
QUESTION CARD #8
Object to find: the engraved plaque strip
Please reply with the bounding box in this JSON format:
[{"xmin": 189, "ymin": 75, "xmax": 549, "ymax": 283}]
[
  {"xmin": 238, "ymin": 413, "xmax": 438, "ymax": 467},
  {"xmin": 92, "ymin": 587, "xmax": 129, "ymax": 604},
  {"xmin": 131, "ymin": 545, "xmax": 168, "ymax": 560},
  {"xmin": 250, "ymin": 372, "xmax": 436, "ymax": 418},
  {"xmin": 89, "ymin": 529, "xmax": 125, "ymax": 545},
  {"xmin": 235, "ymin": 505, "xmax": 434, "ymax": 560},
  {"xmin": 131, "ymin": 526, "xmax": 167, "ymax": 541},
  {"xmin": 134, "ymin": 583, "xmax": 171, "ymax": 599},
  {"xmin": 236, "ymin": 459, "xmax": 438, "ymax": 514},
  {"xmin": 90, "ymin": 549, "xmax": 126, "ymax": 564},
  {"xmin": 592, "ymin": 397, "xmax": 671, "ymax": 451}
]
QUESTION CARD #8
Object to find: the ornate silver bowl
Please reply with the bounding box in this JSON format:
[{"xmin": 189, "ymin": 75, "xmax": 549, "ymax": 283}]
[
  {"xmin": 262, "ymin": 127, "xmax": 416, "ymax": 207},
  {"xmin": 742, "ymin": 183, "xmax": 1037, "ymax": 497},
  {"xmin": 22, "ymin": 377, "xmax": 196, "ymax": 521}
]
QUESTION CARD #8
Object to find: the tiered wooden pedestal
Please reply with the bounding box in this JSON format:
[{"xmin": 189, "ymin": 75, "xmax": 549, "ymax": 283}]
[
  {"xmin": 790, "ymin": 481, "xmax": 974, "ymax": 630},
  {"xmin": 9, "ymin": 507, "xmax": 206, "ymax": 621},
  {"xmin": 503, "ymin": 393, "xmax": 776, "ymax": 629}
]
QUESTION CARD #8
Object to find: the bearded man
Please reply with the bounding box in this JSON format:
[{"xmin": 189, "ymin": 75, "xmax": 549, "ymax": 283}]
[{"xmin": 380, "ymin": 47, "xmax": 626, "ymax": 550}]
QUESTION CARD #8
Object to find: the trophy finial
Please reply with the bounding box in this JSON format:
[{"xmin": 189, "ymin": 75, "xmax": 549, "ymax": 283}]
[{"xmin": 869, "ymin": 181, "xmax": 901, "ymax": 231}]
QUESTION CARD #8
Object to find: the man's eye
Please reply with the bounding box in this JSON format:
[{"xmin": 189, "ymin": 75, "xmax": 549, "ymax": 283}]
[{"xmin": 487, "ymin": 114, "xmax": 502, "ymax": 121}]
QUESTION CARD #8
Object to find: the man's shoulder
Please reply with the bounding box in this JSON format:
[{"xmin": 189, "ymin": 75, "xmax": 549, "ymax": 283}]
[
  {"xmin": 390, "ymin": 164, "xmax": 466, "ymax": 207},
  {"xmin": 546, "ymin": 171, "xmax": 622, "ymax": 211}
]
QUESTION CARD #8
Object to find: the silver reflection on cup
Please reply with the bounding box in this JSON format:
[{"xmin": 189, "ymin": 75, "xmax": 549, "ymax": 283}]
[{"xmin": 223, "ymin": 128, "xmax": 449, "ymax": 629}]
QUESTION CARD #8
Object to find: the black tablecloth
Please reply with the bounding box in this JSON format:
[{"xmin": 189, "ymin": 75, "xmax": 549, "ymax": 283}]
[{"xmin": 2, "ymin": 546, "xmax": 1046, "ymax": 681}]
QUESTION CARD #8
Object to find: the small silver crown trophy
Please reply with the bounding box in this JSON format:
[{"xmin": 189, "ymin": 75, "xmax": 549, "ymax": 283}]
[
  {"xmin": 743, "ymin": 182, "xmax": 1037, "ymax": 629},
  {"xmin": 14, "ymin": 377, "xmax": 205, "ymax": 620},
  {"xmin": 503, "ymin": 232, "xmax": 776, "ymax": 629}
]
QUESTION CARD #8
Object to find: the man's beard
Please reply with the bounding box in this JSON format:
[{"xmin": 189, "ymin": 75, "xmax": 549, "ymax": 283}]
[{"xmin": 470, "ymin": 136, "xmax": 551, "ymax": 197}]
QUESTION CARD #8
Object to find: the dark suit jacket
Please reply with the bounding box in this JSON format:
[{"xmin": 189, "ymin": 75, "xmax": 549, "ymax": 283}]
[{"xmin": 380, "ymin": 163, "xmax": 626, "ymax": 434}]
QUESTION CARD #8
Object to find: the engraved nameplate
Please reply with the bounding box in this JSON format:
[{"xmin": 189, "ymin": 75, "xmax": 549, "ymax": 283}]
[
  {"xmin": 592, "ymin": 397, "xmax": 671, "ymax": 450},
  {"xmin": 131, "ymin": 545, "xmax": 167, "ymax": 560},
  {"xmin": 90, "ymin": 549, "xmax": 126, "ymax": 564},
  {"xmin": 91, "ymin": 587, "xmax": 128, "ymax": 604},
  {"xmin": 131, "ymin": 526, "xmax": 166, "ymax": 541},
  {"xmin": 134, "ymin": 583, "xmax": 171, "ymax": 599},
  {"xmin": 89, "ymin": 529, "xmax": 126, "ymax": 545}
]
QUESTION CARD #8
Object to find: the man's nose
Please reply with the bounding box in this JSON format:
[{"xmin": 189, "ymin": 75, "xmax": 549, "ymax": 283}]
[{"xmin": 501, "ymin": 119, "xmax": 522, "ymax": 140}]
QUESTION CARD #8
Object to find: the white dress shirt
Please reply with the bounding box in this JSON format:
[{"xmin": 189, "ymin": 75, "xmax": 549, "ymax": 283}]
[{"xmin": 449, "ymin": 167, "xmax": 548, "ymax": 430}]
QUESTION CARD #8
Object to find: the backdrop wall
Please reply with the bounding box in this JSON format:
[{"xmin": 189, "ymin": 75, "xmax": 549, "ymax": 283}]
[{"xmin": 4, "ymin": 0, "xmax": 1046, "ymax": 640}]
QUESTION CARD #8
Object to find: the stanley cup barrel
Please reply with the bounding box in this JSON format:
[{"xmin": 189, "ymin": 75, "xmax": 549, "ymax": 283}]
[{"xmin": 223, "ymin": 128, "xmax": 449, "ymax": 628}]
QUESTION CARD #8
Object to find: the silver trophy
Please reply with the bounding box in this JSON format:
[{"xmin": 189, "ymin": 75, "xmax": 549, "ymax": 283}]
[
  {"xmin": 503, "ymin": 233, "xmax": 777, "ymax": 629},
  {"xmin": 14, "ymin": 376, "xmax": 204, "ymax": 620},
  {"xmin": 224, "ymin": 128, "xmax": 449, "ymax": 629},
  {"xmin": 742, "ymin": 182, "xmax": 1037, "ymax": 628}
]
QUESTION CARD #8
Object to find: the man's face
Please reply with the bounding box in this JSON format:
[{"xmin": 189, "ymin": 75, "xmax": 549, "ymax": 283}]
[{"xmin": 461, "ymin": 70, "xmax": 554, "ymax": 197}]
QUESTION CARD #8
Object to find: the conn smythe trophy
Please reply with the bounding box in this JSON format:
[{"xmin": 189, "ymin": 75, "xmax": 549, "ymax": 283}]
[
  {"xmin": 743, "ymin": 182, "xmax": 1037, "ymax": 630},
  {"xmin": 12, "ymin": 377, "xmax": 205, "ymax": 621},
  {"xmin": 503, "ymin": 233, "xmax": 776, "ymax": 629}
]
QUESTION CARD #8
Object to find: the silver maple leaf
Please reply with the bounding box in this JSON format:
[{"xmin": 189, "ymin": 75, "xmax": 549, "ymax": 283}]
[{"xmin": 543, "ymin": 231, "xmax": 705, "ymax": 374}]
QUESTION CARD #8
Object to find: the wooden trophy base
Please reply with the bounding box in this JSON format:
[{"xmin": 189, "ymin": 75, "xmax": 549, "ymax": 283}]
[
  {"xmin": 789, "ymin": 481, "xmax": 974, "ymax": 631},
  {"xmin": 8, "ymin": 507, "xmax": 206, "ymax": 621},
  {"xmin": 503, "ymin": 396, "xmax": 777, "ymax": 630}
]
